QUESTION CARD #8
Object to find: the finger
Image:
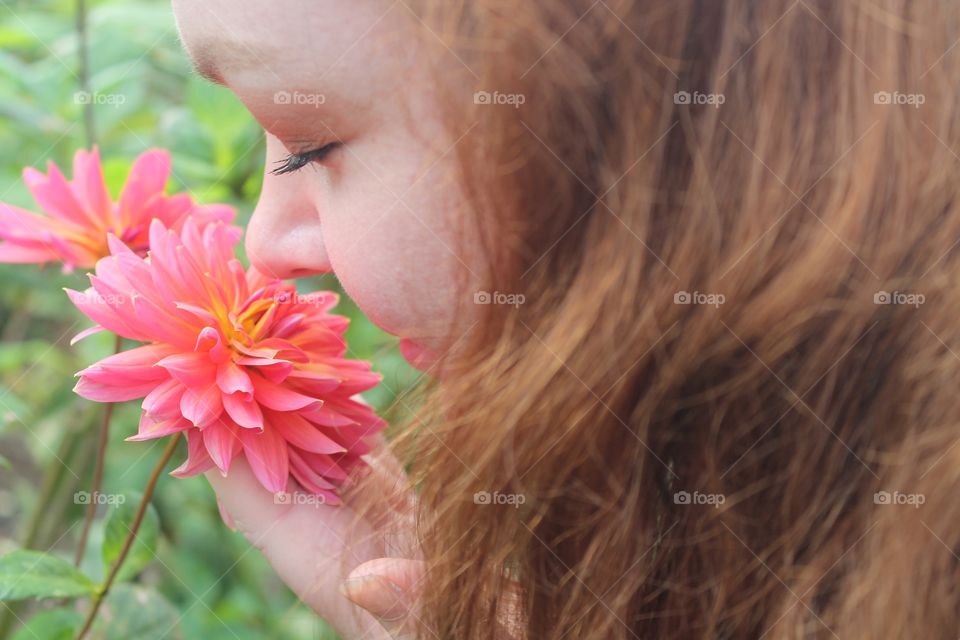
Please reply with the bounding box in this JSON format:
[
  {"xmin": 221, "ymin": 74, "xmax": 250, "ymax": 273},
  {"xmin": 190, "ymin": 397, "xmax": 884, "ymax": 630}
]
[
  {"xmin": 342, "ymin": 435, "xmax": 417, "ymax": 552},
  {"xmin": 341, "ymin": 557, "xmax": 425, "ymax": 633},
  {"xmin": 205, "ymin": 458, "xmax": 389, "ymax": 638}
]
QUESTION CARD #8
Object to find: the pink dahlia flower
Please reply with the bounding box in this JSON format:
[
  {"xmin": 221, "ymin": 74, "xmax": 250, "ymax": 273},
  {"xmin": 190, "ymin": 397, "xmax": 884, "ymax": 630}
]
[
  {"xmin": 0, "ymin": 147, "xmax": 234, "ymax": 271},
  {"xmin": 67, "ymin": 217, "xmax": 385, "ymax": 503}
]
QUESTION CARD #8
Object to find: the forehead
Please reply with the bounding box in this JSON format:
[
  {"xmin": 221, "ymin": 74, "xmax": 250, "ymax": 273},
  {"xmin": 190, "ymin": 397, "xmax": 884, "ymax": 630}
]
[{"xmin": 172, "ymin": 0, "xmax": 413, "ymax": 87}]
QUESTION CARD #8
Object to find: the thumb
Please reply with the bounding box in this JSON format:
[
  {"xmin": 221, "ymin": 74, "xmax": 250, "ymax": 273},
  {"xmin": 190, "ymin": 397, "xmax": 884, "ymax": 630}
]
[{"xmin": 340, "ymin": 557, "xmax": 424, "ymax": 630}]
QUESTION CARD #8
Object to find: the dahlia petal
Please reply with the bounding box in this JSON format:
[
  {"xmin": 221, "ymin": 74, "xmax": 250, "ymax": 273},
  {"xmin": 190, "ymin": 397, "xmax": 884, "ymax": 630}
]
[
  {"xmin": 74, "ymin": 376, "xmax": 158, "ymax": 402},
  {"xmin": 288, "ymin": 449, "xmax": 337, "ymax": 493},
  {"xmin": 300, "ymin": 403, "xmax": 358, "ymax": 427},
  {"xmin": 239, "ymin": 426, "xmax": 289, "ymax": 493},
  {"xmin": 141, "ymin": 377, "xmax": 185, "ymax": 420},
  {"xmin": 0, "ymin": 203, "xmax": 59, "ymax": 241},
  {"xmin": 222, "ymin": 392, "xmax": 264, "ymax": 429},
  {"xmin": 23, "ymin": 164, "xmax": 91, "ymax": 226},
  {"xmin": 126, "ymin": 414, "xmax": 190, "ymax": 442},
  {"xmin": 175, "ymin": 303, "xmax": 218, "ymax": 325},
  {"xmin": 45, "ymin": 233, "xmax": 94, "ymax": 269},
  {"xmin": 69, "ymin": 325, "xmax": 105, "ymax": 345},
  {"xmin": 234, "ymin": 357, "xmax": 293, "ymax": 384},
  {"xmin": 65, "ymin": 287, "xmax": 141, "ymax": 341},
  {"xmin": 105, "ymin": 233, "xmax": 136, "ymax": 257},
  {"xmin": 189, "ymin": 203, "xmax": 235, "ymax": 226},
  {"xmin": 216, "ymin": 360, "xmax": 253, "ymax": 395},
  {"xmin": 171, "ymin": 429, "xmax": 216, "ymax": 478},
  {"xmin": 144, "ymin": 192, "xmax": 192, "ymax": 228},
  {"xmin": 157, "ymin": 352, "xmax": 216, "ymax": 387},
  {"xmin": 117, "ymin": 149, "xmax": 170, "ymax": 219},
  {"xmin": 130, "ymin": 295, "xmax": 198, "ymax": 346},
  {"xmin": 79, "ymin": 344, "xmax": 173, "ymax": 381},
  {"xmin": 271, "ymin": 313, "xmax": 305, "ymax": 339},
  {"xmin": 295, "ymin": 450, "xmax": 350, "ymax": 482},
  {"xmin": 335, "ymin": 370, "xmax": 383, "ymax": 395},
  {"xmin": 325, "ymin": 420, "xmax": 383, "ymax": 455},
  {"xmin": 268, "ymin": 410, "xmax": 345, "ymax": 454},
  {"xmin": 73, "ymin": 147, "xmax": 111, "ymax": 222},
  {"xmin": 250, "ymin": 373, "xmax": 319, "ymax": 411},
  {"xmin": 196, "ymin": 327, "xmax": 230, "ymax": 363},
  {"xmin": 0, "ymin": 243, "xmax": 57, "ymax": 263},
  {"xmin": 202, "ymin": 420, "xmax": 243, "ymax": 473},
  {"xmin": 180, "ymin": 382, "xmax": 224, "ymax": 427},
  {"xmin": 286, "ymin": 367, "xmax": 342, "ymax": 395}
]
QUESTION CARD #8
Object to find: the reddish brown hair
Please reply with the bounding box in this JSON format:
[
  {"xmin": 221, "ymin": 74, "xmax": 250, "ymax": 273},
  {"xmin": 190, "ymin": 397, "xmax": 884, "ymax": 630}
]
[{"xmin": 389, "ymin": 1, "xmax": 960, "ymax": 637}]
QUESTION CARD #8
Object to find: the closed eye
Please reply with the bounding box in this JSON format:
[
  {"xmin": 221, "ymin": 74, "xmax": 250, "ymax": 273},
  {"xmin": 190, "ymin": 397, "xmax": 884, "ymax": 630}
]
[{"xmin": 271, "ymin": 142, "xmax": 341, "ymax": 175}]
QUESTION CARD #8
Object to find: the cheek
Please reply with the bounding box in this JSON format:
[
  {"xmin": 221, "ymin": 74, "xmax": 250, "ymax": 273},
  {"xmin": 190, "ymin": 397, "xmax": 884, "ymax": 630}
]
[{"xmin": 321, "ymin": 170, "xmax": 483, "ymax": 345}]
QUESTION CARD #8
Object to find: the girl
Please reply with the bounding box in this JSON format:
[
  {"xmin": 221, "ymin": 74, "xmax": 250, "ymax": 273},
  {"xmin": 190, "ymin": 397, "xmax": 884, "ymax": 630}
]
[{"xmin": 174, "ymin": 0, "xmax": 960, "ymax": 637}]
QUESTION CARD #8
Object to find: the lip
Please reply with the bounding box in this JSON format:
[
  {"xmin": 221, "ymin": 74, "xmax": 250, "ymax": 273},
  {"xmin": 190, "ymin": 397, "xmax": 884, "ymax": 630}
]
[{"xmin": 398, "ymin": 338, "xmax": 438, "ymax": 372}]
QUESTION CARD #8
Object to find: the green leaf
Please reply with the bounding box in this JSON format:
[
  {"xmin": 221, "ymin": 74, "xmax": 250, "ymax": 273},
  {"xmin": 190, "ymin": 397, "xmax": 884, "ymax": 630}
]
[
  {"xmin": 91, "ymin": 584, "xmax": 183, "ymax": 640},
  {"xmin": 102, "ymin": 491, "xmax": 160, "ymax": 583},
  {"xmin": 11, "ymin": 608, "xmax": 82, "ymax": 640},
  {"xmin": 0, "ymin": 550, "xmax": 96, "ymax": 601}
]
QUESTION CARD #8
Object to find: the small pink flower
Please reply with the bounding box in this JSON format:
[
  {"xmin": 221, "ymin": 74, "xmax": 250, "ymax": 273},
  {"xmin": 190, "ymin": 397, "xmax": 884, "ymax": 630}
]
[
  {"xmin": 67, "ymin": 217, "xmax": 385, "ymax": 503},
  {"xmin": 0, "ymin": 147, "xmax": 234, "ymax": 271}
]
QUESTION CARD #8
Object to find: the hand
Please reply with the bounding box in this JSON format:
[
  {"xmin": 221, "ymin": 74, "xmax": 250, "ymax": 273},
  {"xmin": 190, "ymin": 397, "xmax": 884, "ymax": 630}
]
[{"xmin": 205, "ymin": 436, "xmax": 424, "ymax": 638}]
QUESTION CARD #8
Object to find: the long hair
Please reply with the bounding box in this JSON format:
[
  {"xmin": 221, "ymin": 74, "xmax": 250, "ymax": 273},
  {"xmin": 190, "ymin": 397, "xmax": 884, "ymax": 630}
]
[{"xmin": 385, "ymin": 1, "xmax": 960, "ymax": 636}]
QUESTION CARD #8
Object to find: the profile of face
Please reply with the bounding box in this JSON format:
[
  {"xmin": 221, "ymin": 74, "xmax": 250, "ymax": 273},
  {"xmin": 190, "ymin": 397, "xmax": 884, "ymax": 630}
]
[{"xmin": 172, "ymin": 0, "xmax": 485, "ymax": 369}]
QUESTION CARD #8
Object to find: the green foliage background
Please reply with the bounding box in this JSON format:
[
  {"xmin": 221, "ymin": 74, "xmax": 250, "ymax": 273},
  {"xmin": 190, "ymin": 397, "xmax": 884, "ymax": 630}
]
[{"xmin": 0, "ymin": 0, "xmax": 418, "ymax": 637}]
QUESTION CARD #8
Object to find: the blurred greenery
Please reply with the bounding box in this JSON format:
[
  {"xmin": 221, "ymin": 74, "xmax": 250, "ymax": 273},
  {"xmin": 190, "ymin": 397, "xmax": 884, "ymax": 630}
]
[{"xmin": 0, "ymin": 0, "xmax": 419, "ymax": 637}]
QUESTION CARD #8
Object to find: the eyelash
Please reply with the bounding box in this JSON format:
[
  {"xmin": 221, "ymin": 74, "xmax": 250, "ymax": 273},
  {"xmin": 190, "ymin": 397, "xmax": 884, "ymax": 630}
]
[{"xmin": 271, "ymin": 142, "xmax": 341, "ymax": 175}]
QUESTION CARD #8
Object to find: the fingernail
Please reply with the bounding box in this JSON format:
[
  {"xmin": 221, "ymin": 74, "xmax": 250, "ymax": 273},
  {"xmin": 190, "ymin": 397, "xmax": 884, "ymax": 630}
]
[{"xmin": 340, "ymin": 574, "xmax": 408, "ymax": 622}]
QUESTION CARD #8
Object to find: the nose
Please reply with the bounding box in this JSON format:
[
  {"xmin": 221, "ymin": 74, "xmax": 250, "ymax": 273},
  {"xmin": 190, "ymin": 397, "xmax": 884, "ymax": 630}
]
[{"xmin": 245, "ymin": 135, "xmax": 332, "ymax": 280}]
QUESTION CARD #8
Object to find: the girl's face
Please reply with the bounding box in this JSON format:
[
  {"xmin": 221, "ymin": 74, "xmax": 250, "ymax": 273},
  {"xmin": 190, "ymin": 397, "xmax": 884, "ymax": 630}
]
[{"xmin": 172, "ymin": 0, "xmax": 484, "ymax": 369}]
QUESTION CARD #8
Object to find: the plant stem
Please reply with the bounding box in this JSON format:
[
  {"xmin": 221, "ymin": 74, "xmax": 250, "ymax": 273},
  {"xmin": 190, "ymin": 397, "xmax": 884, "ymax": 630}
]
[
  {"xmin": 0, "ymin": 411, "xmax": 98, "ymax": 639},
  {"xmin": 76, "ymin": 0, "xmax": 96, "ymax": 147},
  {"xmin": 73, "ymin": 334, "xmax": 123, "ymax": 567},
  {"xmin": 75, "ymin": 433, "xmax": 181, "ymax": 640}
]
